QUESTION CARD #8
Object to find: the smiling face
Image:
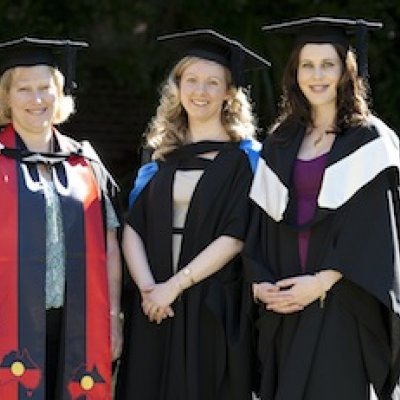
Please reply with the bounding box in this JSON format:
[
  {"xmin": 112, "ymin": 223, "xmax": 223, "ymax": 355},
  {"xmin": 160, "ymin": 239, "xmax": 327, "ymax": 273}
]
[
  {"xmin": 179, "ymin": 58, "xmax": 229, "ymax": 125},
  {"xmin": 7, "ymin": 65, "xmax": 58, "ymax": 137},
  {"xmin": 297, "ymin": 43, "xmax": 342, "ymax": 111}
]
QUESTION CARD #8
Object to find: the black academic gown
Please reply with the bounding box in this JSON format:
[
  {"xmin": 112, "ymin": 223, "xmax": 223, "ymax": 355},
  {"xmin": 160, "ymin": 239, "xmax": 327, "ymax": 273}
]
[
  {"xmin": 116, "ymin": 141, "xmax": 256, "ymax": 400},
  {"xmin": 243, "ymin": 116, "xmax": 400, "ymax": 400}
]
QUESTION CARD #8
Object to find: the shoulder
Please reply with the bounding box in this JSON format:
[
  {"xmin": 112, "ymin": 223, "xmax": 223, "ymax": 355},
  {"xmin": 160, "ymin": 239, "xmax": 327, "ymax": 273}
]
[
  {"xmin": 263, "ymin": 119, "xmax": 304, "ymax": 149},
  {"xmin": 73, "ymin": 139, "xmax": 119, "ymax": 194},
  {"xmin": 53, "ymin": 130, "xmax": 82, "ymax": 152},
  {"xmin": 128, "ymin": 161, "xmax": 160, "ymax": 208},
  {"xmin": 136, "ymin": 160, "xmax": 160, "ymax": 177},
  {"xmin": 338, "ymin": 116, "xmax": 399, "ymax": 160},
  {"xmin": 343, "ymin": 116, "xmax": 397, "ymax": 143},
  {"xmin": 239, "ymin": 138, "xmax": 262, "ymax": 153},
  {"xmin": 318, "ymin": 117, "xmax": 399, "ymax": 210},
  {"xmin": 238, "ymin": 138, "xmax": 262, "ymax": 174},
  {"xmin": 365, "ymin": 115, "xmax": 399, "ymax": 145}
]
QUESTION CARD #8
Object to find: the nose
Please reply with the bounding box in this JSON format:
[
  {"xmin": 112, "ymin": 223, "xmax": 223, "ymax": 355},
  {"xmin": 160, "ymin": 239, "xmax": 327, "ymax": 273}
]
[
  {"xmin": 313, "ymin": 67, "xmax": 323, "ymax": 79},
  {"xmin": 194, "ymin": 81, "xmax": 207, "ymax": 94},
  {"xmin": 32, "ymin": 90, "xmax": 43, "ymax": 103}
]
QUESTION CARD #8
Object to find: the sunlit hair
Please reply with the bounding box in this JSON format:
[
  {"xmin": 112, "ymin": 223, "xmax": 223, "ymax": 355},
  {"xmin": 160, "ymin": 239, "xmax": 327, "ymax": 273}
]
[
  {"xmin": 0, "ymin": 65, "xmax": 75, "ymax": 126},
  {"xmin": 271, "ymin": 43, "xmax": 370, "ymax": 137},
  {"xmin": 146, "ymin": 56, "xmax": 256, "ymax": 160}
]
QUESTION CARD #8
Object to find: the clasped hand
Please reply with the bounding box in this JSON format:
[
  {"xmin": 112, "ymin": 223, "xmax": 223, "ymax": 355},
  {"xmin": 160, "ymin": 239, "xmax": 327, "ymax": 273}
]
[
  {"xmin": 141, "ymin": 279, "xmax": 180, "ymax": 324},
  {"xmin": 254, "ymin": 275, "xmax": 324, "ymax": 314}
]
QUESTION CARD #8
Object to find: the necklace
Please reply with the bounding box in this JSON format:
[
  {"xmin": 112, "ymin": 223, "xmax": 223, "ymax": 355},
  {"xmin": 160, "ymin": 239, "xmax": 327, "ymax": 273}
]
[
  {"xmin": 312, "ymin": 128, "xmax": 337, "ymax": 147},
  {"xmin": 313, "ymin": 132, "xmax": 324, "ymax": 147}
]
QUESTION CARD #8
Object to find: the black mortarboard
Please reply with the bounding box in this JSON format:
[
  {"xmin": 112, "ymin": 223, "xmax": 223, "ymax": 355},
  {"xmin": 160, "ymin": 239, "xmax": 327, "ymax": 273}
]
[
  {"xmin": 262, "ymin": 17, "xmax": 382, "ymax": 78},
  {"xmin": 0, "ymin": 37, "xmax": 89, "ymax": 94},
  {"xmin": 157, "ymin": 29, "xmax": 270, "ymax": 87}
]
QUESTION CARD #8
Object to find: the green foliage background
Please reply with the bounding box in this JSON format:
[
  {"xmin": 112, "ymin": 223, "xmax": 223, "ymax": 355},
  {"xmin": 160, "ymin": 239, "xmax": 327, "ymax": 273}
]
[{"xmin": 0, "ymin": 0, "xmax": 398, "ymax": 131}]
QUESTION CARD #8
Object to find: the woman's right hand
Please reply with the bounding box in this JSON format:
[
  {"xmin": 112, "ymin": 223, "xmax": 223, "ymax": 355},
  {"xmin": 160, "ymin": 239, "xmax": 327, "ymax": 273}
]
[
  {"xmin": 254, "ymin": 270, "xmax": 341, "ymax": 314},
  {"xmin": 253, "ymin": 280, "xmax": 307, "ymax": 314}
]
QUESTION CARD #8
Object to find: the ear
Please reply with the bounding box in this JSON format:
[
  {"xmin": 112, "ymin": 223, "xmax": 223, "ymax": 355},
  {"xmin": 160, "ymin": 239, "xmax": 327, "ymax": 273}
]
[
  {"xmin": 2, "ymin": 91, "xmax": 11, "ymax": 112},
  {"xmin": 224, "ymin": 88, "xmax": 232, "ymax": 102}
]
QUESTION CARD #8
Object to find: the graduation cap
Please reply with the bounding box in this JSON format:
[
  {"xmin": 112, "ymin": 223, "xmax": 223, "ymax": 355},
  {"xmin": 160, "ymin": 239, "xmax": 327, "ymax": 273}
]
[
  {"xmin": 0, "ymin": 37, "xmax": 89, "ymax": 94},
  {"xmin": 262, "ymin": 17, "xmax": 382, "ymax": 78},
  {"xmin": 157, "ymin": 29, "xmax": 270, "ymax": 87}
]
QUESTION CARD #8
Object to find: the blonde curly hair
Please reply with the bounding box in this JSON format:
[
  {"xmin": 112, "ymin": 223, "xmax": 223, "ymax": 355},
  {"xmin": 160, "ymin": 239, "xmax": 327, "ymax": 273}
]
[
  {"xmin": 0, "ymin": 65, "xmax": 75, "ymax": 126},
  {"xmin": 146, "ymin": 56, "xmax": 257, "ymax": 160}
]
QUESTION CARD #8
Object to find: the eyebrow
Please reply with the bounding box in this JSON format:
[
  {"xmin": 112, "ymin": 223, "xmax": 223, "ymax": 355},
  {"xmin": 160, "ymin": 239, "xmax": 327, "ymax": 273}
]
[
  {"xmin": 299, "ymin": 56, "xmax": 339, "ymax": 62},
  {"xmin": 182, "ymin": 72, "xmax": 224, "ymax": 79}
]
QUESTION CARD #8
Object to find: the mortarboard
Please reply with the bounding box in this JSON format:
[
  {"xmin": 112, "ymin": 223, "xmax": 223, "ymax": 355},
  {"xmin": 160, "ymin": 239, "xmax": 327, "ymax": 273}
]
[
  {"xmin": 157, "ymin": 29, "xmax": 270, "ymax": 87},
  {"xmin": 262, "ymin": 17, "xmax": 382, "ymax": 78},
  {"xmin": 0, "ymin": 37, "xmax": 89, "ymax": 94}
]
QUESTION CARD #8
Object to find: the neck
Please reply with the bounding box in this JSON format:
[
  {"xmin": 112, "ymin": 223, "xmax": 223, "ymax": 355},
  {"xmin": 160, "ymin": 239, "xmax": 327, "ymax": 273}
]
[
  {"xmin": 15, "ymin": 126, "xmax": 53, "ymax": 152},
  {"xmin": 187, "ymin": 119, "xmax": 229, "ymax": 143},
  {"xmin": 311, "ymin": 103, "xmax": 337, "ymax": 131}
]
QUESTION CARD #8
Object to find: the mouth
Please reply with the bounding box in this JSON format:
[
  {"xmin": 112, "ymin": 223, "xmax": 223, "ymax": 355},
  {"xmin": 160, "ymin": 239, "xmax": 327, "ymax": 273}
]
[
  {"xmin": 191, "ymin": 99, "xmax": 209, "ymax": 107},
  {"xmin": 26, "ymin": 108, "xmax": 47, "ymax": 115},
  {"xmin": 309, "ymin": 85, "xmax": 329, "ymax": 93}
]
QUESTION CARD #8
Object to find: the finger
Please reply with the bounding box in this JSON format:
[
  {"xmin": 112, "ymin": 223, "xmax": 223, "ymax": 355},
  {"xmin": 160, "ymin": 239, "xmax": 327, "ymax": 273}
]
[
  {"xmin": 154, "ymin": 307, "xmax": 168, "ymax": 324},
  {"xmin": 153, "ymin": 305, "xmax": 170, "ymax": 323},
  {"xmin": 275, "ymin": 278, "xmax": 297, "ymax": 288},
  {"xmin": 160, "ymin": 305, "xmax": 174, "ymax": 318},
  {"xmin": 156, "ymin": 313, "xmax": 164, "ymax": 324},
  {"xmin": 268, "ymin": 303, "xmax": 304, "ymax": 314},
  {"xmin": 151, "ymin": 306, "xmax": 160, "ymax": 315},
  {"xmin": 257, "ymin": 288, "xmax": 279, "ymax": 300},
  {"xmin": 156, "ymin": 311, "xmax": 171, "ymax": 324},
  {"xmin": 148, "ymin": 311, "xmax": 158, "ymax": 323},
  {"xmin": 142, "ymin": 301, "xmax": 153, "ymax": 316},
  {"xmin": 263, "ymin": 291, "xmax": 294, "ymax": 304},
  {"xmin": 147, "ymin": 305, "xmax": 159, "ymax": 320},
  {"xmin": 258, "ymin": 282, "xmax": 280, "ymax": 292},
  {"xmin": 266, "ymin": 296, "xmax": 297, "ymax": 308},
  {"xmin": 166, "ymin": 307, "xmax": 175, "ymax": 318},
  {"xmin": 142, "ymin": 304, "xmax": 151, "ymax": 316}
]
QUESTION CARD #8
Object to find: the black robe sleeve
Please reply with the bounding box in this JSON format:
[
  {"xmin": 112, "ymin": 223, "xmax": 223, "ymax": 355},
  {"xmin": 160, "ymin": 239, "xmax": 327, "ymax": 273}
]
[
  {"xmin": 319, "ymin": 169, "xmax": 400, "ymax": 398},
  {"xmin": 242, "ymin": 204, "xmax": 275, "ymax": 283}
]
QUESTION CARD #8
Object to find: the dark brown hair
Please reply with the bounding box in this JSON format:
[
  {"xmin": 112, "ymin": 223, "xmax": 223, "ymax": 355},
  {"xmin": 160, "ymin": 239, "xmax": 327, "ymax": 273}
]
[{"xmin": 271, "ymin": 43, "xmax": 370, "ymax": 137}]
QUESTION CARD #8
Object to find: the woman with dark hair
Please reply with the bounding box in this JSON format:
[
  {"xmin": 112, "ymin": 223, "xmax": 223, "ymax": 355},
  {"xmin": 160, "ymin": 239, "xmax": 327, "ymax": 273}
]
[
  {"xmin": 116, "ymin": 29, "xmax": 269, "ymax": 400},
  {"xmin": 244, "ymin": 17, "xmax": 400, "ymax": 399}
]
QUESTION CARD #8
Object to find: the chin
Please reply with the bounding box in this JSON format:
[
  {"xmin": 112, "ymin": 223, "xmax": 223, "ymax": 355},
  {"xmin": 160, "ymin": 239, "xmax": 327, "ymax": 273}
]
[{"xmin": 308, "ymin": 98, "xmax": 336, "ymax": 107}]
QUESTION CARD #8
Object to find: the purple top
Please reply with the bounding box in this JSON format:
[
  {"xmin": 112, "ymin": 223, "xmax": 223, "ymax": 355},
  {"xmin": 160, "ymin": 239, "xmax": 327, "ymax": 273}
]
[{"xmin": 293, "ymin": 153, "xmax": 328, "ymax": 271}]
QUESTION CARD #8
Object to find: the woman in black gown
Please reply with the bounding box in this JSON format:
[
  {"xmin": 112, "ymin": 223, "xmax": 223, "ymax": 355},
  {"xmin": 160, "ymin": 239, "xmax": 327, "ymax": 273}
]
[
  {"xmin": 244, "ymin": 17, "xmax": 400, "ymax": 400},
  {"xmin": 116, "ymin": 29, "xmax": 269, "ymax": 400}
]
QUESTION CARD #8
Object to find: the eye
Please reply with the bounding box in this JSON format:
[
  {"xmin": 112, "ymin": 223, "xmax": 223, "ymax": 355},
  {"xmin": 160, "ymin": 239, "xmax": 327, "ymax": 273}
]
[
  {"xmin": 17, "ymin": 86, "xmax": 30, "ymax": 92},
  {"xmin": 184, "ymin": 76, "xmax": 197, "ymax": 84},
  {"xmin": 300, "ymin": 61, "xmax": 313, "ymax": 69},
  {"xmin": 322, "ymin": 61, "xmax": 336, "ymax": 68},
  {"xmin": 208, "ymin": 79, "xmax": 221, "ymax": 86}
]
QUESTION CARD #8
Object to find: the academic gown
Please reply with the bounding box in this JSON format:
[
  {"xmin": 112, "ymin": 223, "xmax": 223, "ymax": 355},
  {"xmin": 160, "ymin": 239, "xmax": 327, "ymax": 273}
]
[
  {"xmin": 116, "ymin": 141, "xmax": 258, "ymax": 400},
  {"xmin": 0, "ymin": 124, "xmax": 117, "ymax": 400},
  {"xmin": 243, "ymin": 116, "xmax": 400, "ymax": 400}
]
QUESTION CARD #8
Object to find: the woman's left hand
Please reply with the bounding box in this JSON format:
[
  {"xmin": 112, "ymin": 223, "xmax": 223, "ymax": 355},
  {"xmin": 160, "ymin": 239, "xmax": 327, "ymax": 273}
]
[
  {"xmin": 142, "ymin": 279, "xmax": 180, "ymax": 323},
  {"xmin": 111, "ymin": 314, "xmax": 123, "ymax": 361},
  {"xmin": 264, "ymin": 275, "xmax": 323, "ymax": 314}
]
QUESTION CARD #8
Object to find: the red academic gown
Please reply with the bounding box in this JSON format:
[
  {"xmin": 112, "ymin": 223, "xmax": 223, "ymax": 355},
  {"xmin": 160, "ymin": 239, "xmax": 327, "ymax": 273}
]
[{"xmin": 0, "ymin": 124, "xmax": 113, "ymax": 400}]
